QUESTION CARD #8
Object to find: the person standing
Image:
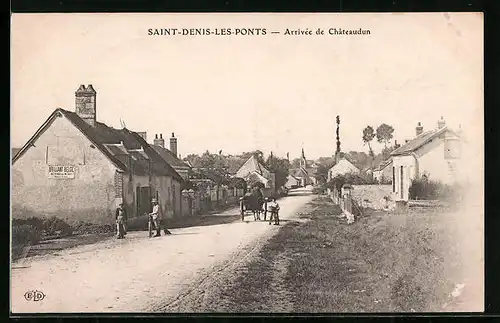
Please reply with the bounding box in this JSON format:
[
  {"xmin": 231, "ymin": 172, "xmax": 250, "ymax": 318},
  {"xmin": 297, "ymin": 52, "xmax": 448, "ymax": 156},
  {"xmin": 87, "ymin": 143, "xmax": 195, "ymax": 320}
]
[
  {"xmin": 115, "ymin": 202, "xmax": 127, "ymax": 239},
  {"xmin": 149, "ymin": 198, "xmax": 162, "ymax": 237},
  {"xmin": 267, "ymin": 197, "xmax": 280, "ymax": 225}
]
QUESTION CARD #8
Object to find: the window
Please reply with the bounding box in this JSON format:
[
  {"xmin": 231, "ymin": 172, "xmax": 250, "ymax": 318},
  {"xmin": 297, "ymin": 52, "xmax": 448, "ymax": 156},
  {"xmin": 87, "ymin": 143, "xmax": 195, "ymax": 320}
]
[
  {"xmin": 444, "ymin": 139, "xmax": 461, "ymax": 159},
  {"xmin": 392, "ymin": 166, "xmax": 396, "ymax": 193}
]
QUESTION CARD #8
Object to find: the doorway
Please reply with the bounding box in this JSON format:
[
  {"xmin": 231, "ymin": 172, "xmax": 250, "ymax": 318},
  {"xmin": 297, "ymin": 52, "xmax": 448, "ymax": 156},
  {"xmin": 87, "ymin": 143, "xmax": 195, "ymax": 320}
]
[
  {"xmin": 136, "ymin": 186, "xmax": 152, "ymax": 217},
  {"xmin": 400, "ymin": 166, "xmax": 404, "ymax": 200}
]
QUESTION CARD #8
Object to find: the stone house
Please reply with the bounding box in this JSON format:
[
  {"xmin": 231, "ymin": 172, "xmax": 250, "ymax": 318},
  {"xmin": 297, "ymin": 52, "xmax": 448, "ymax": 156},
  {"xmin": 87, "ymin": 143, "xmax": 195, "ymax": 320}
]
[
  {"xmin": 11, "ymin": 85, "xmax": 184, "ymax": 225},
  {"xmin": 390, "ymin": 117, "xmax": 462, "ymax": 201}
]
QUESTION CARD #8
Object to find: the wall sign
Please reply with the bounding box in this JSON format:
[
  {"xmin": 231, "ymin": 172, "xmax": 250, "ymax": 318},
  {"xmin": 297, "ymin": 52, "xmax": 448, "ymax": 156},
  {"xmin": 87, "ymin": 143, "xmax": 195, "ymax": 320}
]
[{"xmin": 48, "ymin": 165, "xmax": 76, "ymax": 179}]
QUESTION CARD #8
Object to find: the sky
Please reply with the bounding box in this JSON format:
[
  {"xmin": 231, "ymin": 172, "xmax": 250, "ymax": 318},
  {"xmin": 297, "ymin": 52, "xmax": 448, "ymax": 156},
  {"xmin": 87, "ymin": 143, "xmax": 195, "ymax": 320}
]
[{"xmin": 11, "ymin": 13, "xmax": 483, "ymax": 160}]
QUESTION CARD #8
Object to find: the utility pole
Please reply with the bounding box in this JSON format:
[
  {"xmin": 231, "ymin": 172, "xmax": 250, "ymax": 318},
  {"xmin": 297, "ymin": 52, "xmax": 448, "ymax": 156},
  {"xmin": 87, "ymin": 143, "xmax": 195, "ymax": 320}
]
[{"xmin": 335, "ymin": 115, "xmax": 341, "ymax": 162}]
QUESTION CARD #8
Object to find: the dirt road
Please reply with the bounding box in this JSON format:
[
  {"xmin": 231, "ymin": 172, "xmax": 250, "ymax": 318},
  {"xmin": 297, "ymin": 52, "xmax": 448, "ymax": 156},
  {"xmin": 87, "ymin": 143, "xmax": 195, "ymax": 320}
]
[{"xmin": 11, "ymin": 188, "xmax": 314, "ymax": 313}]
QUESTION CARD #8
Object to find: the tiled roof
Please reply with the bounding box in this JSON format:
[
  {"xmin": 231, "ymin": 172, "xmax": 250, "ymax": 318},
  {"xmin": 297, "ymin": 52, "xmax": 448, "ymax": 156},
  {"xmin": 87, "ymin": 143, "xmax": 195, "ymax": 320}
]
[
  {"xmin": 390, "ymin": 126, "xmax": 458, "ymax": 156},
  {"xmin": 13, "ymin": 108, "xmax": 183, "ymax": 181},
  {"xmin": 152, "ymin": 145, "xmax": 191, "ymax": 169},
  {"xmin": 235, "ymin": 155, "xmax": 271, "ymax": 179},
  {"xmin": 375, "ymin": 158, "xmax": 393, "ymax": 171}
]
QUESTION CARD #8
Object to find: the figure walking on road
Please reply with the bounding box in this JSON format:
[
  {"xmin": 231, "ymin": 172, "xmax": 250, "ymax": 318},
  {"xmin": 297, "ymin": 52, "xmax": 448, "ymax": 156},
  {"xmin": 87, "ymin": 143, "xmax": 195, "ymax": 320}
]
[{"xmin": 115, "ymin": 202, "xmax": 127, "ymax": 239}]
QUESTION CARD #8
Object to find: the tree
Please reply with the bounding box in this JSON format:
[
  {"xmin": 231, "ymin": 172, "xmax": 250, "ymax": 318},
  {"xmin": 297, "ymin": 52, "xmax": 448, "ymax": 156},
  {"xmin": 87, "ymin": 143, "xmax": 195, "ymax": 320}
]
[
  {"xmin": 313, "ymin": 164, "xmax": 329, "ymax": 184},
  {"xmin": 376, "ymin": 124, "xmax": 395, "ymax": 149},
  {"xmin": 265, "ymin": 155, "xmax": 290, "ymax": 190},
  {"xmin": 362, "ymin": 126, "xmax": 376, "ymax": 157}
]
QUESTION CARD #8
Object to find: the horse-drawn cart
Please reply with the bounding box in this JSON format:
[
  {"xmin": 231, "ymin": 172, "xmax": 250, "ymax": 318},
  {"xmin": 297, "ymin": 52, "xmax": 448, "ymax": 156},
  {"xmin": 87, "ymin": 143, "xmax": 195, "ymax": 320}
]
[{"xmin": 239, "ymin": 192, "xmax": 267, "ymax": 221}]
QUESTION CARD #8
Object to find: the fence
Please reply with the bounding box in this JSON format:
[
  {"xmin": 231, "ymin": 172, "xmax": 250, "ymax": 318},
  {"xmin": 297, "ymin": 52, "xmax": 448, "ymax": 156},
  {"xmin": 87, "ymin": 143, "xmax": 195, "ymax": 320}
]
[{"xmin": 182, "ymin": 186, "xmax": 246, "ymax": 216}]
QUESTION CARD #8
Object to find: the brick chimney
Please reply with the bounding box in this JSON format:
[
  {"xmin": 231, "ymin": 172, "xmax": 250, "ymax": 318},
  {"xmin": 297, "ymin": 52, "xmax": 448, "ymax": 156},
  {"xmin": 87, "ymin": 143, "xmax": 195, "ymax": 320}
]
[
  {"xmin": 438, "ymin": 116, "xmax": 446, "ymax": 129},
  {"xmin": 170, "ymin": 132, "xmax": 178, "ymax": 157},
  {"xmin": 416, "ymin": 122, "xmax": 423, "ymax": 136},
  {"xmin": 394, "ymin": 140, "xmax": 400, "ymax": 148},
  {"xmin": 153, "ymin": 133, "xmax": 165, "ymax": 148},
  {"xmin": 75, "ymin": 84, "xmax": 97, "ymax": 126}
]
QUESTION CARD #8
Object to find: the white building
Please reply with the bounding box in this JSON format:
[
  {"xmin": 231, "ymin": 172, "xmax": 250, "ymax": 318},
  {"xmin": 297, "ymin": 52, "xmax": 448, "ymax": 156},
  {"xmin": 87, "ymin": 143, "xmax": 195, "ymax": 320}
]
[{"xmin": 390, "ymin": 118, "xmax": 462, "ymax": 201}]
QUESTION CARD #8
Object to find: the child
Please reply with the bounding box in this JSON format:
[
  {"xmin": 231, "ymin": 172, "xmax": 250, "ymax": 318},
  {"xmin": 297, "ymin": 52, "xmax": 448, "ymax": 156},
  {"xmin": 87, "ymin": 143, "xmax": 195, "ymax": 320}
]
[
  {"xmin": 115, "ymin": 202, "xmax": 127, "ymax": 239},
  {"xmin": 267, "ymin": 197, "xmax": 280, "ymax": 225}
]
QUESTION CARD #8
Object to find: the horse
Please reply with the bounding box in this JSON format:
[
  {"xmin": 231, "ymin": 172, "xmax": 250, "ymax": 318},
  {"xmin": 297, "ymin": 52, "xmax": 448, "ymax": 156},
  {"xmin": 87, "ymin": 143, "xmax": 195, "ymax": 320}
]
[{"xmin": 240, "ymin": 192, "xmax": 266, "ymax": 221}]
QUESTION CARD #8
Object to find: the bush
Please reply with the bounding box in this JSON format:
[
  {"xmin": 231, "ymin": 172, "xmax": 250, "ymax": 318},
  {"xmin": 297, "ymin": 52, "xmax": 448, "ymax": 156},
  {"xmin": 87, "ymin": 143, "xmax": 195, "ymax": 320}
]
[
  {"xmin": 409, "ymin": 177, "xmax": 462, "ymax": 201},
  {"xmin": 12, "ymin": 216, "xmax": 73, "ymax": 238},
  {"xmin": 12, "ymin": 224, "xmax": 41, "ymax": 246}
]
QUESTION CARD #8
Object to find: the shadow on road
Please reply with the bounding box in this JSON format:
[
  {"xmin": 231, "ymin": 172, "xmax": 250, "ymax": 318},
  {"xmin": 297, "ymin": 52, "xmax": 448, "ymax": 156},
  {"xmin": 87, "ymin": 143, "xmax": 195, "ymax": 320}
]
[{"xmin": 168, "ymin": 214, "xmax": 242, "ymax": 229}]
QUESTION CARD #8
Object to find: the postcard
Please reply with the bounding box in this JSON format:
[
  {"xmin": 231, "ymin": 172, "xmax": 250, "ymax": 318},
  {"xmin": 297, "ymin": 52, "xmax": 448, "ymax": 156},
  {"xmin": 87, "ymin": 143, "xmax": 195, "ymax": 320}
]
[{"xmin": 10, "ymin": 13, "xmax": 483, "ymax": 314}]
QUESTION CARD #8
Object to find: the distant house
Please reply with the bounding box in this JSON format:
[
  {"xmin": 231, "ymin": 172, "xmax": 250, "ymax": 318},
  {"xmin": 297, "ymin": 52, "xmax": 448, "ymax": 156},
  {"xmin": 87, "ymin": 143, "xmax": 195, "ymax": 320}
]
[
  {"xmin": 390, "ymin": 118, "xmax": 462, "ymax": 201},
  {"xmin": 327, "ymin": 157, "xmax": 360, "ymax": 181},
  {"xmin": 151, "ymin": 133, "xmax": 191, "ymax": 181},
  {"xmin": 11, "ymin": 85, "xmax": 184, "ymax": 225},
  {"xmin": 292, "ymin": 149, "xmax": 314, "ymax": 186},
  {"xmin": 284, "ymin": 174, "xmax": 301, "ymax": 189},
  {"xmin": 373, "ymin": 159, "xmax": 393, "ymax": 183},
  {"xmin": 235, "ymin": 155, "xmax": 276, "ymax": 194}
]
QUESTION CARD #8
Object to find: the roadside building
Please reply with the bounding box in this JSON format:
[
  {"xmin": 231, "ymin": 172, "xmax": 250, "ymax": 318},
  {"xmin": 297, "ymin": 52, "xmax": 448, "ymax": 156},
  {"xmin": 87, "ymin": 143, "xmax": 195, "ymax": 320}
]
[
  {"xmin": 327, "ymin": 157, "xmax": 360, "ymax": 181},
  {"xmin": 11, "ymin": 85, "xmax": 184, "ymax": 225},
  {"xmin": 390, "ymin": 118, "xmax": 462, "ymax": 201}
]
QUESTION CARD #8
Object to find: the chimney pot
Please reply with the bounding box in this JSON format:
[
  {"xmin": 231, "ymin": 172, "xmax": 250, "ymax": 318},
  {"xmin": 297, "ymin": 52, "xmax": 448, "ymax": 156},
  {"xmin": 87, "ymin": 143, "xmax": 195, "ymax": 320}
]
[
  {"xmin": 438, "ymin": 116, "xmax": 446, "ymax": 129},
  {"xmin": 153, "ymin": 133, "xmax": 165, "ymax": 148},
  {"xmin": 172, "ymin": 132, "xmax": 175, "ymax": 138},
  {"xmin": 160, "ymin": 133, "xmax": 162, "ymax": 139},
  {"xmin": 416, "ymin": 122, "xmax": 424, "ymax": 136}
]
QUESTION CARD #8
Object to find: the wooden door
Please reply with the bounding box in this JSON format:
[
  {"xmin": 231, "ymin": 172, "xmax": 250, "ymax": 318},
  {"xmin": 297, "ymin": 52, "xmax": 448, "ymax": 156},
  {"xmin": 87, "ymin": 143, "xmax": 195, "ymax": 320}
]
[{"xmin": 136, "ymin": 186, "xmax": 152, "ymax": 216}]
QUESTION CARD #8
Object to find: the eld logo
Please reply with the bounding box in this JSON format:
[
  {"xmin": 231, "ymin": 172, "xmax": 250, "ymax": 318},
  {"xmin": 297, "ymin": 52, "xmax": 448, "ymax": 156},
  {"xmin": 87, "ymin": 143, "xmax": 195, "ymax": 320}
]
[{"xmin": 24, "ymin": 290, "xmax": 45, "ymax": 302}]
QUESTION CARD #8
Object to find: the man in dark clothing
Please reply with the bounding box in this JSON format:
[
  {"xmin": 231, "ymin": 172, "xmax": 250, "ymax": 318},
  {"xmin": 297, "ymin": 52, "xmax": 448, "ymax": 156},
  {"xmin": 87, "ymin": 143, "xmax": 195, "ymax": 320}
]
[{"xmin": 115, "ymin": 202, "xmax": 127, "ymax": 239}]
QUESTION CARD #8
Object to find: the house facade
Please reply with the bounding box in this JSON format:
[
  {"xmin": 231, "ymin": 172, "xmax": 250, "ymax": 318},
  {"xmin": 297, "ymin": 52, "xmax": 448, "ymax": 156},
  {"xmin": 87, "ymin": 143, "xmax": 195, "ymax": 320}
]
[
  {"xmin": 11, "ymin": 85, "xmax": 184, "ymax": 225},
  {"xmin": 284, "ymin": 174, "xmax": 301, "ymax": 189},
  {"xmin": 327, "ymin": 157, "xmax": 360, "ymax": 181},
  {"xmin": 390, "ymin": 118, "xmax": 462, "ymax": 201}
]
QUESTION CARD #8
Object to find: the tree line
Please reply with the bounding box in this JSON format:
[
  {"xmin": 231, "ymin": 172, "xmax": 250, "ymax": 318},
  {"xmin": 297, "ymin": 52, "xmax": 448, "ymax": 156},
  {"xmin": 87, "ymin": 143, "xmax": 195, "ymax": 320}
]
[{"xmin": 183, "ymin": 150, "xmax": 290, "ymax": 190}]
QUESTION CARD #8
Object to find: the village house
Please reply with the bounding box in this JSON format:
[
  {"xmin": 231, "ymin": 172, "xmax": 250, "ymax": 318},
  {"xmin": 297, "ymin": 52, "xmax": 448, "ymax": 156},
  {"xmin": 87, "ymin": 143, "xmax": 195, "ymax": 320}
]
[
  {"xmin": 235, "ymin": 154, "xmax": 276, "ymax": 196},
  {"xmin": 390, "ymin": 118, "xmax": 462, "ymax": 201},
  {"xmin": 11, "ymin": 85, "xmax": 184, "ymax": 226},
  {"xmin": 327, "ymin": 156, "xmax": 360, "ymax": 181}
]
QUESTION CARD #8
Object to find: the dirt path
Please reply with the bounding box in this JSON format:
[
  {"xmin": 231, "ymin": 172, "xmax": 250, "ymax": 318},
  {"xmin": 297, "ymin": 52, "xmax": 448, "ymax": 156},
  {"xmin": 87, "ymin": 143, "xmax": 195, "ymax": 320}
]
[{"xmin": 11, "ymin": 188, "xmax": 314, "ymax": 313}]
